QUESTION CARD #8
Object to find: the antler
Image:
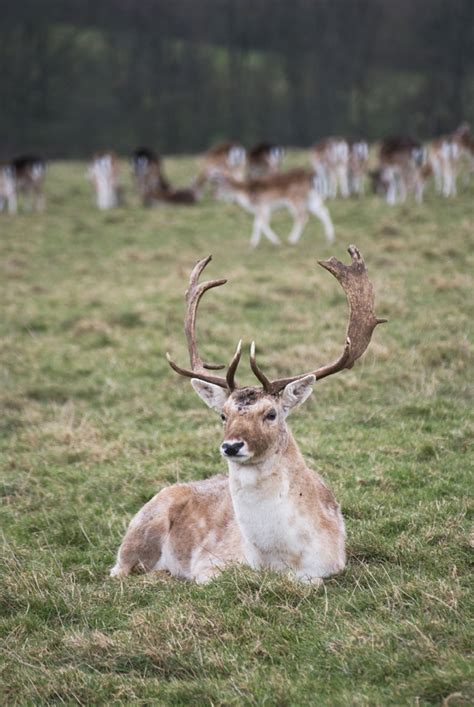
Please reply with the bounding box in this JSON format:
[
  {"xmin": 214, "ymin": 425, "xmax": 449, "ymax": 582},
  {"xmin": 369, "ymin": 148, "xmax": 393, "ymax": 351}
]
[
  {"xmin": 166, "ymin": 255, "xmax": 242, "ymax": 390},
  {"xmin": 250, "ymin": 245, "xmax": 387, "ymax": 394}
]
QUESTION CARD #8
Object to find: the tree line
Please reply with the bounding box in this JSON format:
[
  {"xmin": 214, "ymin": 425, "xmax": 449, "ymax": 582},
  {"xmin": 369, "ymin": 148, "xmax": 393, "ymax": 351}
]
[{"xmin": 1, "ymin": 0, "xmax": 473, "ymax": 158}]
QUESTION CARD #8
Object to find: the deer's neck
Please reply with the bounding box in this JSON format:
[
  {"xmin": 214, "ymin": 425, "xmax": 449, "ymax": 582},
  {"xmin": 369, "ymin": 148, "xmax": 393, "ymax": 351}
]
[{"xmin": 227, "ymin": 430, "xmax": 306, "ymax": 492}]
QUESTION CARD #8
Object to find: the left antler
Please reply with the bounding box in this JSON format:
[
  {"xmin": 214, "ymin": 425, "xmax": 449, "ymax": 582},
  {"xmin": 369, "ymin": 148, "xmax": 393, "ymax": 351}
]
[
  {"xmin": 250, "ymin": 245, "xmax": 387, "ymax": 394},
  {"xmin": 166, "ymin": 255, "xmax": 242, "ymax": 390}
]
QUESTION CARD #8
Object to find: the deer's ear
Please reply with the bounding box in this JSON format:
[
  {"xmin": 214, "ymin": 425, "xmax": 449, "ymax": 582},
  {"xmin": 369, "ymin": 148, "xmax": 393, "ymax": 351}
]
[
  {"xmin": 191, "ymin": 379, "xmax": 229, "ymax": 412},
  {"xmin": 281, "ymin": 375, "xmax": 315, "ymax": 416}
]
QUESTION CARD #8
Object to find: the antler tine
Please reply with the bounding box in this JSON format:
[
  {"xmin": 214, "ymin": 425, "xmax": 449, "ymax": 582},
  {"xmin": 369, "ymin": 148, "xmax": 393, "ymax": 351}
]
[
  {"xmin": 226, "ymin": 340, "xmax": 242, "ymax": 391},
  {"xmin": 167, "ymin": 255, "xmax": 242, "ymax": 390},
  {"xmin": 250, "ymin": 341, "xmax": 273, "ymax": 393},
  {"xmin": 250, "ymin": 246, "xmax": 387, "ymax": 394}
]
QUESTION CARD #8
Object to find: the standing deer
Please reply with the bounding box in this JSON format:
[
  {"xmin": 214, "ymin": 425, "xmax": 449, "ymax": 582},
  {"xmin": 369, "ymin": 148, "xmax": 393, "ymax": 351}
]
[
  {"xmin": 378, "ymin": 136, "xmax": 427, "ymax": 204},
  {"xmin": 311, "ymin": 138, "xmax": 350, "ymax": 199},
  {"xmin": 429, "ymin": 123, "xmax": 474, "ymax": 196},
  {"xmin": 12, "ymin": 155, "xmax": 46, "ymax": 212},
  {"xmin": 111, "ymin": 248, "xmax": 385, "ymax": 585},
  {"xmin": 0, "ymin": 162, "xmax": 17, "ymax": 214},
  {"xmin": 215, "ymin": 168, "xmax": 335, "ymax": 247},
  {"xmin": 248, "ymin": 142, "xmax": 284, "ymax": 178},
  {"xmin": 348, "ymin": 140, "xmax": 369, "ymax": 196},
  {"xmin": 88, "ymin": 151, "xmax": 121, "ymax": 210},
  {"xmin": 193, "ymin": 142, "xmax": 247, "ymax": 197}
]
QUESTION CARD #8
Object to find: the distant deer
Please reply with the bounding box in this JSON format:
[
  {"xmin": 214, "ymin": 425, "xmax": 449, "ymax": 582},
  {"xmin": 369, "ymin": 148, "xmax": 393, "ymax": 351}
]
[
  {"xmin": 311, "ymin": 138, "xmax": 350, "ymax": 198},
  {"xmin": 215, "ymin": 168, "xmax": 334, "ymax": 247},
  {"xmin": 88, "ymin": 152, "xmax": 121, "ymax": 210},
  {"xmin": 194, "ymin": 142, "xmax": 247, "ymax": 197},
  {"xmin": 429, "ymin": 123, "xmax": 473, "ymax": 196},
  {"xmin": 248, "ymin": 142, "xmax": 284, "ymax": 178},
  {"xmin": 378, "ymin": 137, "xmax": 428, "ymax": 204},
  {"xmin": 0, "ymin": 162, "xmax": 17, "ymax": 214},
  {"xmin": 111, "ymin": 248, "xmax": 386, "ymax": 584},
  {"xmin": 131, "ymin": 147, "xmax": 170, "ymax": 206},
  {"xmin": 348, "ymin": 140, "xmax": 369, "ymax": 196},
  {"xmin": 132, "ymin": 148, "xmax": 197, "ymax": 205},
  {"xmin": 10, "ymin": 155, "xmax": 46, "ymax": 212}
]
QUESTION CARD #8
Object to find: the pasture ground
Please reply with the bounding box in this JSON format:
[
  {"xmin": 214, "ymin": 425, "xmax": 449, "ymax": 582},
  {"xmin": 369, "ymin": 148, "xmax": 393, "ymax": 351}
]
[{"xmin": 1, "ymin": 155, "xmax": 473, "ymax": 705}]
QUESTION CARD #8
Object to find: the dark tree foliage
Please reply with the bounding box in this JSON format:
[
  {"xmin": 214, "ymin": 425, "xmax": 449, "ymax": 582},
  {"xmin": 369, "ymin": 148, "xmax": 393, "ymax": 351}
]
[{"xmin": 1, "ymin": 0, "xmax": 473, "ymax": 157}]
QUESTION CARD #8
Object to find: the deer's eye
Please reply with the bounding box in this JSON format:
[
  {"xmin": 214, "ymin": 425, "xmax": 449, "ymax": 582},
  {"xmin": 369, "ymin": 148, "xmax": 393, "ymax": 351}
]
[
  {"xmin": 264, "ymin": 409, "xmax": 277, "ymax": 421},
  {"xmin": 220, "ymin": 413, "xmax": 226, "ymax": 422}
]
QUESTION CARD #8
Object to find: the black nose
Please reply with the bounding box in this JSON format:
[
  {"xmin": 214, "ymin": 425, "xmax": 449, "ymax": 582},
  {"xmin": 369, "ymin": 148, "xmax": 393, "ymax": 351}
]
[{"xmin": 222, "ymin": 441, "xmax": 244, "ymax": 457}]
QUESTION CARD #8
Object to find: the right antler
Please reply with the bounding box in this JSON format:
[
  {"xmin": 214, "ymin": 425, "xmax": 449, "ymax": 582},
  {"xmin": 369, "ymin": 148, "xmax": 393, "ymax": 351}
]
[
  {"xmin": 249, "ymin": 245, "xmax": 387, "ymax": 394},
  {"xmin": 166, "ymin": 255, "xmax": 242, "ymax": 390}
]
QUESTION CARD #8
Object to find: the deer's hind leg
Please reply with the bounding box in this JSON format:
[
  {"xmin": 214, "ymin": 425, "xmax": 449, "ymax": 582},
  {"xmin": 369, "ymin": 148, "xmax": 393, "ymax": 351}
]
[
  {"xmin": 110, "ymin": 488, "xmax": 182, "ymax": 577},
  {"xmin": 110, "ymin": 513, "xmax": 169, "ymax": 577}
]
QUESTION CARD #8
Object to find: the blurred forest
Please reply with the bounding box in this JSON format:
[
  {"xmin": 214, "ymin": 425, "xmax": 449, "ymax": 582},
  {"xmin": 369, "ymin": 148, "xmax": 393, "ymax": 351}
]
[{"xmin": 1, "ymin": 0, "xmax": 474, "ymax": 157}]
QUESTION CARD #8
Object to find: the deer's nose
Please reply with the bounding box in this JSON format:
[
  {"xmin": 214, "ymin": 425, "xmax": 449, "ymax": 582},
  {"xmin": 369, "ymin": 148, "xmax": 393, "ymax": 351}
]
[{"xmin": 222, "ymin": 441, "xmax": 244, "ymax": 457}]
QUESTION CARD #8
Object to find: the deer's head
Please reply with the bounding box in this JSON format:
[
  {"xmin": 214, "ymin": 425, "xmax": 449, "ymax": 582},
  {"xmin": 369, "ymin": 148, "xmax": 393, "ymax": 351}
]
[{"xmin": 167, "ymin": 249, "xmax": 386, "ymax": 465}]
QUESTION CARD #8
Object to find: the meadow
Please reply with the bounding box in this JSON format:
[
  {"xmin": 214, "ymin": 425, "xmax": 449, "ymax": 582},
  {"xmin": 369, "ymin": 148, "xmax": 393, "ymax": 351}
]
[{"xmin": 1, "ymin": 155, "xmax": 473, "ymax": 705}]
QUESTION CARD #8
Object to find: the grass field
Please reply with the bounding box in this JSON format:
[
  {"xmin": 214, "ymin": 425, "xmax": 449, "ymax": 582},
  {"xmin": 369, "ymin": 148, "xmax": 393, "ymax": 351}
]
[{"xmin": 1, "ymin": 155, "xmax": 473, "ymax": 705}]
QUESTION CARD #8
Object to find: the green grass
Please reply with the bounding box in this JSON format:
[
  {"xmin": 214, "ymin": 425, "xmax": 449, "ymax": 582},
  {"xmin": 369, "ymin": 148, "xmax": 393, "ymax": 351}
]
[{"xmin": 1, "ymin": 156, "xmax": 473, "ymax": 705}]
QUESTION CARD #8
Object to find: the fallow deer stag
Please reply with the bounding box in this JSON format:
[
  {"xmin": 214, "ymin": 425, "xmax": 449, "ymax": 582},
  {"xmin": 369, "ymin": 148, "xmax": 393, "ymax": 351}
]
[
  {"xmin": 216, "ymin": 168, "xmax": 335, "ymax": 247},
  {"xmin": 111, "ymin": 247, "xmax": 386, "ymax": 585}
]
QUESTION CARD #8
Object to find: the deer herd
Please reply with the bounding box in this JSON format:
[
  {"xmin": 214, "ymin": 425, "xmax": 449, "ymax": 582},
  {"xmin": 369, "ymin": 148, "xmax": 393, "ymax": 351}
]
[{"xmin": 2, "ymin": 123, "xmax": 472, "ymax": 248}]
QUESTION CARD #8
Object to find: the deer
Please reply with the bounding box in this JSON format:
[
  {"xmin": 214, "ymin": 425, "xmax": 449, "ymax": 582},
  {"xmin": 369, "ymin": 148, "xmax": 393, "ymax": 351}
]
[
  {"xmin": 429, "ymin": 123, "xmax": 474, "ymax": 196},
  {"xmin": 215, "ymin": 168, "xmax": 335, "ymax": 247},
  {"xmin": 248, "ymin": 142, "xmax": 285, "ymax": 178},
  {"xmin": 9, "ymin": 155, "xmax": 46, "ymax": 212},
  {"xmin": 132, "ymin": 148, "xmax": 197, "ymax": 205},
  {"xmin": 378, "ymin": 136, "xmax": 428, "ymax": 204},
  {"xmin": 111, "ymin": 247, "xmax": 386, "ymax": 585},
  {"xmin": 88, "ymin": 151, "xmax": 121, "ymax": 210},
  {"xmin": 0, "ymin": 162, "xmax": 17, "ymax": 214},
  {"xmin": 348, "ymin": 140, "xmax": 369, "ymax": 196},
  {"xmin": 193, "ymin": 142, "xmax": 247, "ymax": 197},
  {"xmin": 131, "ymin": 147, "xmax": 170, "ymax": 206},
  {"xmin": 311, "ymin": 138, "xmax": 350, "ymax": 199}
]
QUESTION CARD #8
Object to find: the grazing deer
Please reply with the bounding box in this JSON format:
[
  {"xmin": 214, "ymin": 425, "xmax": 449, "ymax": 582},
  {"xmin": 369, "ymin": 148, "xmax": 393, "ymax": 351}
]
[
  {"xmin": 311, "ymin": 138, "xmax": 350, "ymax": 199},
  {"xmin": 11, "ymin": 155, "xmax": 46, "ymax": 212},
  {"xmin": 248, "ymin": 142, "xmax": 284, "ymax": 178},
  {"xmin": 348, "ymin": 140, "xmax": 369, "ymax": 196},
  {"xmin": 132, "ymin": 147, "xmax": 170, "ymax": 206},
  {"xmin": 111, "ymin": 248, "xmax": 386, "ymax": 585},
  {"xmin": 378, "ymin": 136, "xmax": 428, "ymax": 204},
  {"xmin": 215, "ymin": 168, "xmax": 334, "ymax": 247},
  {"xmin": 88, "ymin": 152, "xmax": 121, "ymax": 210},
  {"xmin": 194, "ymin": 142, "xmax": 247, "ymax": 197},
  {"xmin": 0, "ymin": 162, "xmax": 17, "ymax": 214}
]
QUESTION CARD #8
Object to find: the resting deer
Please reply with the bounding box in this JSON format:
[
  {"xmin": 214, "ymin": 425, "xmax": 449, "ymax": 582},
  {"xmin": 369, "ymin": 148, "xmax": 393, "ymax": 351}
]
[
  {"xmin": 311, "ymin": 138, "xmax": 350, "ymax": 199},
  {"xmin": 111, "ymin": 248, "xmax": 385, "ymax": 585},
  {"xmin": 132, "ymin": 148, "xmax": 197, "ymax": 205},
  {"xmin": 88, "ymin": 151, "xmax": 121, "ymax": 210},
  {"xmin": 215, "ymin": 168, "xmax": 335, "ymax": 247},
  {"xmin": 131, "ymin": 147, "xmax": 170, "ymax": 206}
]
